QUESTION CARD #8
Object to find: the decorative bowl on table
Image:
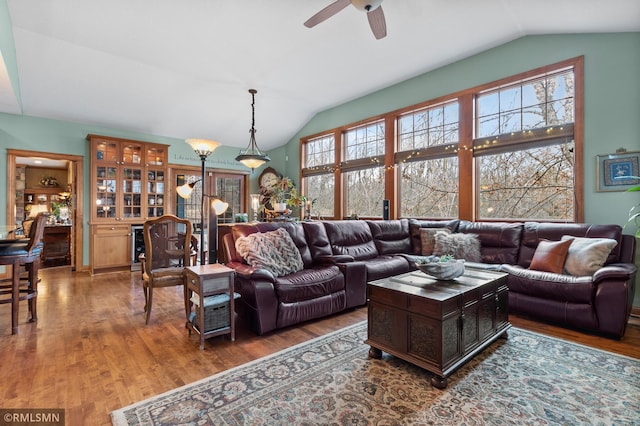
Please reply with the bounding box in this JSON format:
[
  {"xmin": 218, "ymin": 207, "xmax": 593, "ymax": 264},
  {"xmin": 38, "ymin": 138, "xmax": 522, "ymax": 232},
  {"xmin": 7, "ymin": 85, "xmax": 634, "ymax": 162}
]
[{"xmin": 415, "ymin": 256, "xmax": 465, "ymax": 280}]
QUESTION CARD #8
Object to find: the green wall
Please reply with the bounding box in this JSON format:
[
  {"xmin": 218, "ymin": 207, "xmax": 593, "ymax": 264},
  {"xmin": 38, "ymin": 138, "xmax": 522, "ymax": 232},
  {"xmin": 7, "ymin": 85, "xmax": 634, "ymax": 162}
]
[{"xmin": 1, "ymin": 33, "xmax": 639, "ymax": 304}]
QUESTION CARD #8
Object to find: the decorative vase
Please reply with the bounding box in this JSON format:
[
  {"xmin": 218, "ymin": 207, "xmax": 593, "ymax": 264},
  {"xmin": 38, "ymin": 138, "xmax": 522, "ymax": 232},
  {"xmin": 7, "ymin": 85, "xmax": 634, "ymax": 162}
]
[{"xmin": 415, "ymin": 258, "xmax": 465, "ymax": 280}]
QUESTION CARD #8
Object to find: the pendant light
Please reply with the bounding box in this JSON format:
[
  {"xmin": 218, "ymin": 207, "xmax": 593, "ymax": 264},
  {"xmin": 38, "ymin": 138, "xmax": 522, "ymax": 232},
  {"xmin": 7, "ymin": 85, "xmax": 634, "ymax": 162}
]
[{"xmin": 235, "ymin": 89, "xmax": 270, "ymax": 170}]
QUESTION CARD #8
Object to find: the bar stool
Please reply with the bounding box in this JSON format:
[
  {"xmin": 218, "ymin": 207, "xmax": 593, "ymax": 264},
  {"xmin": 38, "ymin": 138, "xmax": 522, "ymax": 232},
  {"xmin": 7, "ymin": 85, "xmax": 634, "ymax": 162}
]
[{"xmin": 0, "ymin": 213, "xmax": 47, "ymax": 334}]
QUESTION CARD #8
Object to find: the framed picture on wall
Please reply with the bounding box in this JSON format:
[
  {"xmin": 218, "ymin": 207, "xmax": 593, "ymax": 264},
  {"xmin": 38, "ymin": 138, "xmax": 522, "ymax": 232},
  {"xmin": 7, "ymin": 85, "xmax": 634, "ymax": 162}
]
[{"xmin": 596, "ymin": 150, "xmax": 640, "ymax": 192}]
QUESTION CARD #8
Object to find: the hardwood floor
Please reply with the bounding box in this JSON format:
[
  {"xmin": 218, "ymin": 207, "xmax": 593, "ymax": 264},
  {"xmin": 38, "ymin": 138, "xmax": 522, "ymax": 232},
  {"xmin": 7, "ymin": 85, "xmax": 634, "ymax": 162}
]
[{"xmin": 1, "ymin": 267, "xmax": 638, "ymax": 425}]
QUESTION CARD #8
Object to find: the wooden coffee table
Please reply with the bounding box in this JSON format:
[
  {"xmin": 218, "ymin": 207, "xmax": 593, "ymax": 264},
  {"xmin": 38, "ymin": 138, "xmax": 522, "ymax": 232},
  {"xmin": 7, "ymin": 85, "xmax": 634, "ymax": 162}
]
[{"xmin": 365, "ymin": 267, "xmax": 510, "ymax": 388}]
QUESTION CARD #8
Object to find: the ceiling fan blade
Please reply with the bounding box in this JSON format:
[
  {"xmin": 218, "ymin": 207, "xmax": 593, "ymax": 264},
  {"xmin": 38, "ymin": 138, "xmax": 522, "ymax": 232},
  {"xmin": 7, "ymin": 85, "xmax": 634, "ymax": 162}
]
[
  {"xmin": 304, "ymin": 0, "xmax": 351, "ymax": 28},
  {"xmin": 367, "ymin": 5, "xmax": 387, "ymax": 39}
]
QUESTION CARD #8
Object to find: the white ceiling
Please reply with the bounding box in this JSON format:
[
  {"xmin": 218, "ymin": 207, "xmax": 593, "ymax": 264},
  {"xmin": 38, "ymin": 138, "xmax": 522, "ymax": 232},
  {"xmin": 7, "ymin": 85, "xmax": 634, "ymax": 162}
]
[{"xmin": 3, "ymin": 0, "xmax": 640, "ymax": 151}]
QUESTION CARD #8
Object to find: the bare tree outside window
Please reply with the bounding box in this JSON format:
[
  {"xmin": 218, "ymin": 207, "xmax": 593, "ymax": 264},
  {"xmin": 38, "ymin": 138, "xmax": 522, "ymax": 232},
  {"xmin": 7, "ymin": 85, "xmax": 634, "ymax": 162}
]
[
  {"xmin": 345, "ymin": 168, "xmax": 385, "ymax": 217},
  {"xmin": 400, "ymin": 158, "xmax": 459, "ymax": 218},
  {"xmin": 477, "ymin": 143, "xmax": 575, "ymax": 220},
  {"xmin": 306, "ymin": 174, "xmax": 335, "ymax": 218}
]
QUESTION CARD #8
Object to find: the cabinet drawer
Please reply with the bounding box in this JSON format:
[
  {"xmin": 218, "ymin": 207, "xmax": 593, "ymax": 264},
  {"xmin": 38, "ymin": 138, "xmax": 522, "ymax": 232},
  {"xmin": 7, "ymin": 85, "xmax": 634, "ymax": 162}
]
[{"xmin": 94, "ymin": 225, "xmax": 130, "ymax": 235}]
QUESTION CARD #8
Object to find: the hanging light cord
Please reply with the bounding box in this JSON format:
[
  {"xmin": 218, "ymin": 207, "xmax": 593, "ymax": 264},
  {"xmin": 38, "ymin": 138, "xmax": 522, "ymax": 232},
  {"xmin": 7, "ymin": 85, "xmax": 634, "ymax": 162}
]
[{"xmin": 249, "ymin": 89, "xmax": 257, "ymax": 145}]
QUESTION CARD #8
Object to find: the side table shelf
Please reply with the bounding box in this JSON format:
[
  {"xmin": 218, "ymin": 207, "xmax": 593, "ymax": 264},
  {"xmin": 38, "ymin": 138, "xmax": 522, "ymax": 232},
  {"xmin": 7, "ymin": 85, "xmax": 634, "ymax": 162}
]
[{"xmin": 184, "ymin": 264, "xmax": 236, "ymax": 350}]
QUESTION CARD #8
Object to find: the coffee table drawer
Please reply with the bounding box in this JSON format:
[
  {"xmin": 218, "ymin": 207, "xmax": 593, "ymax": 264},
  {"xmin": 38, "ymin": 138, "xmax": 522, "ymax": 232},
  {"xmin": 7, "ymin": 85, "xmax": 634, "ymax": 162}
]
[
  {"xmin": 408, "ymin": 296, "xmax": 459, "ymax": 319},
  {"xmin": 368, "ymin": 285, "xmax": 407, "ymax": 308}
]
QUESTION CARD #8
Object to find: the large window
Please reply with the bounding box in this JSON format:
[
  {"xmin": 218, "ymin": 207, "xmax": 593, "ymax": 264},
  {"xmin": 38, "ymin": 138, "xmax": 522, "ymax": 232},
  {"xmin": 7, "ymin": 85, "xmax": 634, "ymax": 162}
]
[
  {"xmin": 397, "ymin": 101, "xmax": 460, "ymax": 218},
  {"xmin": 474, "ymin": 69, "xmax": 575, "ymax": 220},
  {"xmin": 300, "ymin": 57, "xmax": 582, "ymax": 222},
  {"xmin": 302, "ymin": 134, "xmax": 336, "ymax": 218},
  {"xmin": 343, "ymin": 121, "xmax": 386, "ymax": 218}
]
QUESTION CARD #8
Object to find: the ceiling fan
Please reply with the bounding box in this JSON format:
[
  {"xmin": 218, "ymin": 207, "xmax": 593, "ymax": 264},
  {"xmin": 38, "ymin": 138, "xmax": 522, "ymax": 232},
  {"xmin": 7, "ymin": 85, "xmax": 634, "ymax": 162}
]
[{"xmin": 304, "ymin": 0, "xmax": 387, "ymax": 40}]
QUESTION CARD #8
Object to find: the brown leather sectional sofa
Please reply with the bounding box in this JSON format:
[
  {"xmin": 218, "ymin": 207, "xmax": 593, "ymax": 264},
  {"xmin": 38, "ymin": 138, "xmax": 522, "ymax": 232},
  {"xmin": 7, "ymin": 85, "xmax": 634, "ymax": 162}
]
[{"xmin": 222, "ymin": 219, "xmax": 637, "ymax": 339}]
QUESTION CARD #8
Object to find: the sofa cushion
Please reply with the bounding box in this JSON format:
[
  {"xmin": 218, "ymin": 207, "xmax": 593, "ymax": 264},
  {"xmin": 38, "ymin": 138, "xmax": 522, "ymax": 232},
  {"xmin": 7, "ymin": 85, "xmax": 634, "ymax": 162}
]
[
  {"xmin": 364, "ymin": 255, "xmax": 412, "ymax": 281},
  {"xmin": 235, "ymin": 228, "xmax": 304, "ymax": 277},
  {"xmin": 561, "ymin": 236, "xmax": 618, "ymax": 276},
  {"xmin": 420, "ymin": 228, "xmax": 451, "ymax": 255},
  {"xmin": 502, "ymin": 264, "xmax": 594, "ymax": 304},
  {"xmin": 408, "ymin": 219, "xmax": 460, "ymax": 255},
  {"xmin": 458, "ymin": 220, "xmax": 523, "ymax": 264},
  {"xmin": 302, "ymin": 221, "xmax": 334, "ymax": 260},
  {"xmin": 529, "ymin": 239, "xmax": 573, "ymax": 274},
  {"xmin": 323, "ymin": 220, "xmax": 378, "ymax": 260},
  {"xmin": 274, "ymin": 265, "xmax": 344, "ymax": 303},
  {"xmin": 367, "ymin": 219, "xmax": 412, "ymax": 255},
  {"xmin": 433, "ymin": 232, "xmax": 481, "ymax": 262}
]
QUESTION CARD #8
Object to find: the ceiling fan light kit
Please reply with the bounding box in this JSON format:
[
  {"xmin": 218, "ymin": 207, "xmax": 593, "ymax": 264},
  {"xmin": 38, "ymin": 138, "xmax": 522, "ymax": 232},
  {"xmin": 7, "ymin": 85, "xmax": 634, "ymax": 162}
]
[
  {"xmin": 351, "ymin": 0, "xmax": 382, "ymax": 12},
  {"xmin": 304, "ymin": 0, "xmax": 387, "ymax": 39}
]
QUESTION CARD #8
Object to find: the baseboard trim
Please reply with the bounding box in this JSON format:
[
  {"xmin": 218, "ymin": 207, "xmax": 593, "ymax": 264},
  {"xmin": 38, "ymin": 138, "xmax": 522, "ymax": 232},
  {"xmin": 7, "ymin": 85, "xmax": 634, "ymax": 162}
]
[{"xmin": 632, "ymin": 306, "xmax": 640, "ymax": 318}]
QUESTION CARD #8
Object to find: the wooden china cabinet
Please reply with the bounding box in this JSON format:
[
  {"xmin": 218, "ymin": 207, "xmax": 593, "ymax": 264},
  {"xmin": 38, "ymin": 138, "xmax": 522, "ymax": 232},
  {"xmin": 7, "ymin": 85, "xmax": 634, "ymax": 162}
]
[{"xmin": 87, "ymin": 134, "xmax": 169, "ymax": 274}]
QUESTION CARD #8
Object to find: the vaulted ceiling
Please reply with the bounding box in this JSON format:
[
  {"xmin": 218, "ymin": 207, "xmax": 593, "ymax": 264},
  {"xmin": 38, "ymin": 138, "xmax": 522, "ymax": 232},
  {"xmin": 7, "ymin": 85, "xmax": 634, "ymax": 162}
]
[{"xmin": 2, "ymin": 0, "xmax": 639, "ymax": 151}]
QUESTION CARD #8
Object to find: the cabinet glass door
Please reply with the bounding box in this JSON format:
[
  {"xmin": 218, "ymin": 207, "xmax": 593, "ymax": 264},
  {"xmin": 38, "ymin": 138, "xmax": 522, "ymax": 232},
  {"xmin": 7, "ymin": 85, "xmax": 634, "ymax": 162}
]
[
  {"xmin": 96, "ymin": 166, "xmax": 117, "ymax": 218},
  {"xmin": 146, "ymin": 145, "xmax": 166, "ymax": 166},
  {"xmin": 94, "ymin": 139, "xmax": 119, "ymax": 163},
  {"xmin": 122, "ymin": 167, "xmax": 143, "ymax": 218},
  {"xmin": 146, "ymin": 169, "xmax": 165, "ymax": 218},
  {"xmin": 122, "ymin": 143, "xmax": 143, "ymax": 165}
]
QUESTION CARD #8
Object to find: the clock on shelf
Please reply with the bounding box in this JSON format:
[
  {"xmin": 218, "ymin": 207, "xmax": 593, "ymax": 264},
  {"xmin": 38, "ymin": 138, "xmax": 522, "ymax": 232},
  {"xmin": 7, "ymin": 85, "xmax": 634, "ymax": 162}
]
[{"xmin": 259, "ymin": 167, "xmax": 280, "ymax": 189}]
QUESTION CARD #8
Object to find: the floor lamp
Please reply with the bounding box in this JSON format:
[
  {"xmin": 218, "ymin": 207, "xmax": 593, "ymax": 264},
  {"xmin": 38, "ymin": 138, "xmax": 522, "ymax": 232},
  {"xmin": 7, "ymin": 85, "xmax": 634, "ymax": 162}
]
[{"xmin": 177, "ymin": 138, "xmax": 221, "ymax": 265}]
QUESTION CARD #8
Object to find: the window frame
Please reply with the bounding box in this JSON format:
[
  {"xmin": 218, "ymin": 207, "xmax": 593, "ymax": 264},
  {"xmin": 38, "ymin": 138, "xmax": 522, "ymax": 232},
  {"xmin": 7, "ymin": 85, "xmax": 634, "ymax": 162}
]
[{"xmin": 299, "ymin": 56, "xmax": 583, "ymax": 222}]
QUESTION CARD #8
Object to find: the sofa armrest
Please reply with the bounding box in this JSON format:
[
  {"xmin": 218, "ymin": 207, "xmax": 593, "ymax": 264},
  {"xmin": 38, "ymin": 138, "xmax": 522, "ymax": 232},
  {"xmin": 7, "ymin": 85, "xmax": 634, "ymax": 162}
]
[
  {"xmin": 316, "ymin": 254, "xmax": 355, "ymax": 264},
  {"xmin": 593, "ymin": 263, "xmax": 636, "ymax": 339},
  {"xmin": 225, "ymin": 261, "xmax": 277, "ymax": 283},
  {"xmin": 592, "ymin": 263, "xmax": 637, "ymax": 283},
  {"xmin": 338, "ymin": 261, "xmax": 367, "ymax": 308}
]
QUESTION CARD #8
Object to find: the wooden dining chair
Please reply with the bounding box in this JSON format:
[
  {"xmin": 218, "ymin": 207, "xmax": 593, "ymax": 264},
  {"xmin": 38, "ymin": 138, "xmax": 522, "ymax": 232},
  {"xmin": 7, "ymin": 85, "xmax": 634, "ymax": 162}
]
[
  {"xmin": 0, "ymin": 212, "xmax": 47, "ymax": 334},
  {"xmin": 142, "ymin": 214, "xmax": 193, "ymax": 324}
]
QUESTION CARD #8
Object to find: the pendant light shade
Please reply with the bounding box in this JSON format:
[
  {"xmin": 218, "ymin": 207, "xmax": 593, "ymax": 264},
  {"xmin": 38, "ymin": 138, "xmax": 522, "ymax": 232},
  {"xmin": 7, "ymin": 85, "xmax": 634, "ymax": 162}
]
[{"xmin": 236, "ymin": 89, "xmax": 270, "ymax": 170}]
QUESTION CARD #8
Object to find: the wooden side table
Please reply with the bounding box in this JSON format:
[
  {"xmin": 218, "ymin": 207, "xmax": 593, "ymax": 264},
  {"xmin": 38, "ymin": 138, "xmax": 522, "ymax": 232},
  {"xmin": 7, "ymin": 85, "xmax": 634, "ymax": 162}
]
[{"xmin": 184, "ymin": 264, "xmax": 236, "ymax": 350}]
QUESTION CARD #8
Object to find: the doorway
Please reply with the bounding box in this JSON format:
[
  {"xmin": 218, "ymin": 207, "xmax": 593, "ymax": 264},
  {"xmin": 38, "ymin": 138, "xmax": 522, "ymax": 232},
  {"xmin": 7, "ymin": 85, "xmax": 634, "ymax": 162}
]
[{"xmin": 6, "ymin": 149, "xmax": 84, "ymax": 272}]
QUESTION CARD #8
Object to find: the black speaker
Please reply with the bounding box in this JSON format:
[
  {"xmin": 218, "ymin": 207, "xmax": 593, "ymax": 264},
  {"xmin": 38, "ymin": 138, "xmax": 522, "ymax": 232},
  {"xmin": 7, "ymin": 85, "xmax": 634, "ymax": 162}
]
[{"xmin": 383, "ymin": 199, "xmax": 390, "ymax": 220}]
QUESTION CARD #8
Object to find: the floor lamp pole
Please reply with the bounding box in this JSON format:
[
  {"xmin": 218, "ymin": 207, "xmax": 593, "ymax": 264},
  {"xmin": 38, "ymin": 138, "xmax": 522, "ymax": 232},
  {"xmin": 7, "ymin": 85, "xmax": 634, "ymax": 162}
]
[
  {"xmin": 199, "ymin": 155, "xmax": 207, "ymax": 265},
  {"xmin": 208, "ymin": 208, "xmax": 218, "ymax": 264}
]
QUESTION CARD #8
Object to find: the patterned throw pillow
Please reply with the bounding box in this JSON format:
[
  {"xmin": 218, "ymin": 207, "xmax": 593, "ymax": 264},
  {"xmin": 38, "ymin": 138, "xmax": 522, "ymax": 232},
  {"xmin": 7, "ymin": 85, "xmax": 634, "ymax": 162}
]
[
  {"xmin": 420, "ymin": 228, "xmax": 451, "ymax": 256},
  {"xmin": 235, "ymin": 228, "xmax": 304, "ymax": 277},
  {"xmin": 433, "ymin": 231, "xmax": 481, "ymax": 262}
]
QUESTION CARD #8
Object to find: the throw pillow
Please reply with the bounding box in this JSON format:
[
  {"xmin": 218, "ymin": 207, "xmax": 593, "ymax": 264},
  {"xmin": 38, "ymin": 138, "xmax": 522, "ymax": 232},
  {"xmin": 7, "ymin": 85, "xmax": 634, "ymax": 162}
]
[
  {"xmin": 560, "ymin": 236, "xmax": 618, "ymax": 276},
  {"xmin": 235, "ymin": 228, "xmax": 304, "ymax": 277},
  {"xmin": 529, "ymin": 239, "xmax": 573, "ymax": 274},
  {"xmin": 420, "ymin": 228, "xmax": 451, "ymax": 256},
  {"xmin": 433, "ymin": 232, "xmax": 481, "ymax": 262}
]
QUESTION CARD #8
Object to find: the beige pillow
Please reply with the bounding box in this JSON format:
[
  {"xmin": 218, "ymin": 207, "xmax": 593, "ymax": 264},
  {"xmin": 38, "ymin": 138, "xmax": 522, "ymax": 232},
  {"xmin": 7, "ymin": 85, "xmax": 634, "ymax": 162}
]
[
  {"xmin": 420, "ymin": 228, "xmax": 451, "ymax": 255},
  {"xmin": 529, "ymin": 239, "xmax": 573, "ymax": 274},
  {"xmin": 561, "ymin": 236, "xmax": 618, "ymax": 276},
  {"xmin": 433, "ymin": 231, "xmax": 481, "ymax": 262}
]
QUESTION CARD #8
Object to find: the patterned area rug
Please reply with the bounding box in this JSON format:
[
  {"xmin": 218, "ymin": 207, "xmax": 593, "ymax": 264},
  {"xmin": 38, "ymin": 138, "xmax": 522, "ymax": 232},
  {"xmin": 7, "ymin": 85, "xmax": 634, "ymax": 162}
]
[{"xmin": 111, "ymin": 322, "xmax": 640, "ymax": 425}]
